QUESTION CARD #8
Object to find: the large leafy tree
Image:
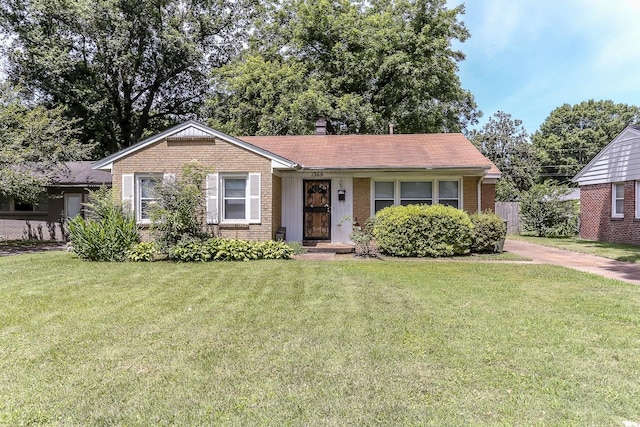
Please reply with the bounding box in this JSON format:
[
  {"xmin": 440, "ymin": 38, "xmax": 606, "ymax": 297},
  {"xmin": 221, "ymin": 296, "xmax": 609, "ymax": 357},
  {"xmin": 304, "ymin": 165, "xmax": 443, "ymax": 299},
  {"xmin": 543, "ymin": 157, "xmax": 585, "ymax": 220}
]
[
  {"xmin": 469, "ymin": 111, "xmax": 540, "ymax": 201},
  {"xmin": 207, "ymin": 0, "xmax": 479, "ymax": 135},
  {"xmin": 0, "ymin": 0, "xmax": 256, "ymax": 155},
  {"xmin": 0, "ymin": 83, "xmax": 91, "ymax": 203},
  {"xmin": 533, "ymin": 100, "xmax": 640, "ymax": 182}
]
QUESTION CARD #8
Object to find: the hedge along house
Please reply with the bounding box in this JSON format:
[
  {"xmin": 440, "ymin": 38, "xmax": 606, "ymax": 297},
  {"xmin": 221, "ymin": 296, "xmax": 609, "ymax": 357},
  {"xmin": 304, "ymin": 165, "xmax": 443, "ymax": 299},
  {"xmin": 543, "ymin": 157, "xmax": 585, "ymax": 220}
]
[
  {"xmin": 0, "ymin": 162, "xmax": 112, "ymax": 240},
  {"xmin": 92, "ymin": 120, "xmax": 500, "ymax": 244},
  {"xmin": 573, "ymin": 125, "xmax": 640, "ymax": 246}
]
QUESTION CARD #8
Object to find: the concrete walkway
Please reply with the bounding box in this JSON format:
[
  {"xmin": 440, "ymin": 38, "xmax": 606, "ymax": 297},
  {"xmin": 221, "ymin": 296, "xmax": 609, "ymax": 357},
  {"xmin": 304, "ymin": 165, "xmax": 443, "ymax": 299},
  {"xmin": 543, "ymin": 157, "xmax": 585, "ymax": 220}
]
[{"xmin": 504, "ymin": 239, "xmax": 640, "ymax": 285}]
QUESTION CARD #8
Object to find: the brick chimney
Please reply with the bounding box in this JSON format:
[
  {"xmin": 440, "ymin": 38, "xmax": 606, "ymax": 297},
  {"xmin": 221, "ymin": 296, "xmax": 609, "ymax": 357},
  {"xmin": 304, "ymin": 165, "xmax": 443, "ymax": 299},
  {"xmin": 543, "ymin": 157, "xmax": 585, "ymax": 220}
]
[{"xmin": 315, "ymin": 118, "xmax": 327, "ymax": 135}]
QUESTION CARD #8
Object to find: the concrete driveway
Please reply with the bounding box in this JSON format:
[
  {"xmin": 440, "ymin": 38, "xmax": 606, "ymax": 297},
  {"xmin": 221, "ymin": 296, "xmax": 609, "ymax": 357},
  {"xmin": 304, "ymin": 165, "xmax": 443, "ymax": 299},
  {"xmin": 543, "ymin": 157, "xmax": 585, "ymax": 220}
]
[{"xmin": 504, "ymin": 239, "xmax": 640, "ymax": 285}]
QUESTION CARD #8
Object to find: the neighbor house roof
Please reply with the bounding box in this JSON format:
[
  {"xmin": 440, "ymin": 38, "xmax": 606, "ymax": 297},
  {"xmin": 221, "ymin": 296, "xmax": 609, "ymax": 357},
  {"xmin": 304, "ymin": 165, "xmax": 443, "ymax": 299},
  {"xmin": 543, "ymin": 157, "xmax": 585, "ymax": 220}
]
[
  {"xmin": 52, "ymin": 161, "xmax": 112, "ymax": 186},
  {"xmin": 243, "ymin": 134, "xmax": 500, "ymax": 175},
  {"xmin": 573, "ymin": 125, "xmax": 640, "ymax": 185}
]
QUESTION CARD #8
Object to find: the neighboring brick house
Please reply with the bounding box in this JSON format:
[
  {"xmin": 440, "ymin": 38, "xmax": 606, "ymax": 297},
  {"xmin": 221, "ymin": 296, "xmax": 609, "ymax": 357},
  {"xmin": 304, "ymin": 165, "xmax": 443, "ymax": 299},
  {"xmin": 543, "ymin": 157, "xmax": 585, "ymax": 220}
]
[
  {"xmin": 93, "ymin": 120, "xmax": 500, "ymax": 244},
  {"xmin": 573, "ymin": 125, "xmax": 640, "ymax": 246},
  {"xmin": 0, "ymin": 162, "xmax": 112, "ymax": 240}
]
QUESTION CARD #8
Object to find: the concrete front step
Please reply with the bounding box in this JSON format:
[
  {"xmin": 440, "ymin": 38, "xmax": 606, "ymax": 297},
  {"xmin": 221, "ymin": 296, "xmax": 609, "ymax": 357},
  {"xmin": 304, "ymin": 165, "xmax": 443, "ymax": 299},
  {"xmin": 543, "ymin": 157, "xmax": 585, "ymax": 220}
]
[{"xmin": 303, "ymin": 243, "xmax": 355, "ymax": 254}]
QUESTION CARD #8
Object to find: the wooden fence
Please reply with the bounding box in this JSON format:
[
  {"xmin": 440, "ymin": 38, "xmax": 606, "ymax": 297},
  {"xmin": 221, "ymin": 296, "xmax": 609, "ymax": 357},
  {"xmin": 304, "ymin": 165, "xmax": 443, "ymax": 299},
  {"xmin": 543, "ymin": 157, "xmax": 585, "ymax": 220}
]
[{"xmin": 495, "ymin": 202, "xmax": 520, "ymax": 234}]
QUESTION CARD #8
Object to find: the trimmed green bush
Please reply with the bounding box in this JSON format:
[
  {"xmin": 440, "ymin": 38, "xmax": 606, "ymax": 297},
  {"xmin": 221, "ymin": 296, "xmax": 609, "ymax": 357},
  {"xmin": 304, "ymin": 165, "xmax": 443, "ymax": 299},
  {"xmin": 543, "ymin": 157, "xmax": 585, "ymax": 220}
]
[
  {"xmin": 471, "ymin": 211, "xmax": 507, "ymax": 253},
  {"xmin": 167, "ymin": 237, "xmax": 294, "ymax": 262},
  {"xmin": 67, "ymin": 187, "xmax": 139, "ymax": 261},
  {"xmin": 374, "ymin": 204, "xmax": 473, "ymax": 257}
]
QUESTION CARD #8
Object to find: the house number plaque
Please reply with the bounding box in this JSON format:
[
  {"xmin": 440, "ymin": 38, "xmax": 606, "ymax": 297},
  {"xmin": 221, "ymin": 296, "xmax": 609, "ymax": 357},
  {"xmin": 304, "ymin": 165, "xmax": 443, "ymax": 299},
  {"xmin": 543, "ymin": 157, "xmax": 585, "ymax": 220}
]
[{"xmin": 311, "ymin": 172, "xmax": 324, "ymax": 177}]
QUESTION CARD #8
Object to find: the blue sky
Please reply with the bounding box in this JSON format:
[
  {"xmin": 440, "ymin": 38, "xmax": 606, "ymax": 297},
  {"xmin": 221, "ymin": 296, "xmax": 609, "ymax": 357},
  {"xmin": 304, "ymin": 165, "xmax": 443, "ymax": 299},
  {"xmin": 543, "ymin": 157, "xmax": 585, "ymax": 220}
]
[{"xmin": 449, "ymin": 0, "xmax": 640, "ymax": 135}]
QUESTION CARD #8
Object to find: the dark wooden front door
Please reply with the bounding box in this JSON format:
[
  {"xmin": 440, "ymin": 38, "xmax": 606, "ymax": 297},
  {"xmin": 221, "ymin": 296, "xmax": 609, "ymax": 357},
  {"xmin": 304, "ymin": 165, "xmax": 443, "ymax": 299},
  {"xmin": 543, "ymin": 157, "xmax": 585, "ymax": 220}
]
[{"xmin": 303, "ymin": 180, "xmax": 331, "ymax": 241}]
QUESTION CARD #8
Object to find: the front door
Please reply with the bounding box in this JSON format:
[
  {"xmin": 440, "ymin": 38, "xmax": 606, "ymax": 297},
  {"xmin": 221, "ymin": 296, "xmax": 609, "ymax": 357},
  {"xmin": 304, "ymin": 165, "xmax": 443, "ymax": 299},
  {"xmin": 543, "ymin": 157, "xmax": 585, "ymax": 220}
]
[{"xmin": 303, "ymin": 180, "xmax": 331, "ymax": 241}]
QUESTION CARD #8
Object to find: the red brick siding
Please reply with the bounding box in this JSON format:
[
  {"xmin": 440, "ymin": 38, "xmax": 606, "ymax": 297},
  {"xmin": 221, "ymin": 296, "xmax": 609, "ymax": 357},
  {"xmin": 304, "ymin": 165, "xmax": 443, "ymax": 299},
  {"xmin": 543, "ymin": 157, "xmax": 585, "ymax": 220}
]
[
  {"xmin": 113, "ymin": 138, "xmax": 275, "ymax": 241},
  {"xmin": 481, "ymin": 183, "xmax": 496, "ymax": 212},
  {"xmin": 580, "ymin": 181, "xmax": 640, "ymax": 245}
]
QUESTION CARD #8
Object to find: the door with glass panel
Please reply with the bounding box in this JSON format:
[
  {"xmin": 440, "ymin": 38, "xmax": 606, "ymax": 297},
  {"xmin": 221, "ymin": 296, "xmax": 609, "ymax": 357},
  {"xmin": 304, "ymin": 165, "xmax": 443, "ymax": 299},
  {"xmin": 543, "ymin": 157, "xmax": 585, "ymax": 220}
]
[{"xmin": 303, "ymin": 180, "xmax": 331, "ymax": 240}]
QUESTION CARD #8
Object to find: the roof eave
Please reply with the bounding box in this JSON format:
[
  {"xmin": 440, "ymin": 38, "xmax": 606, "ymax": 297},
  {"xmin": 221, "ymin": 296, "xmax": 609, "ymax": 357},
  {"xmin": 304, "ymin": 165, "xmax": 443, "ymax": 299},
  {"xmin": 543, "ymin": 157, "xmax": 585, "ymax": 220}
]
[{"xmin": 92, "ymin": 120, "xmax": 298, "ymax": 171}]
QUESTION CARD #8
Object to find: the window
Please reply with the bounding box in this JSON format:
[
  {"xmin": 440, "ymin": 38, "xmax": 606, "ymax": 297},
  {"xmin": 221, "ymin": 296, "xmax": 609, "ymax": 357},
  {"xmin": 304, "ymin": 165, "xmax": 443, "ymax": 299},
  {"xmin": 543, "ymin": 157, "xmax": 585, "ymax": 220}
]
[
  {"xmin": 637, "ymin": 181, "xmax": 640, "ymax": 219},
  {"xmin": 439, "ymin": 181, "xmax": 460, "ymax": 208},
  {"xmin": 374, "ymin": 182, "xmax": 395, "ymax": 212},
  {"xmin": 612, "ymin": 182, "xmax": 624, "ymax": 218},
  {"xmin": 0, "ymin": 194, "xmax": 48, "ymax": 213},
  {"xmin": 205, "ymin": 173, "xmax": 261, "ymax": 224},
  {"xmin": 0, "ymin": 197, "xmax": 11, "ymax": 211},
  {"xmin": 136, "ymin": 175, "xmax": 160, "ymax": 222},
  {"xmin": 223, "ymin": 177, "xmax": 247, "ymax": 220},
  {"xmin": 401, "ymin": 182, "xmax": 432, "ymax": 206},
  {"xmin": 373, "ymin": 179, "xmax": 459, "ymax": 213}
]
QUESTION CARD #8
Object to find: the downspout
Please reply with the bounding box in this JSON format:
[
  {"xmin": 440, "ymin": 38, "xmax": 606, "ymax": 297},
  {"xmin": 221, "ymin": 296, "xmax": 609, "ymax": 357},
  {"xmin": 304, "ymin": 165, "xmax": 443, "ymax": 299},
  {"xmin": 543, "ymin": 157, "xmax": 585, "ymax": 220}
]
[{"xmin": 477, "ymin": 176, "xmax": 484, "ymax": 213}]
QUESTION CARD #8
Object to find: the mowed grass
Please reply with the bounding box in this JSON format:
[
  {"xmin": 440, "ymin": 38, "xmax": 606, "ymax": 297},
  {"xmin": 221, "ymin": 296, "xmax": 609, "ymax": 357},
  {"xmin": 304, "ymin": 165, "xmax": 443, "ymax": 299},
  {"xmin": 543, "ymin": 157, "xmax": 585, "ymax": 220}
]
[{"xmin": 1, "ymin": 252, "xmax": 640, "ymax": 426}]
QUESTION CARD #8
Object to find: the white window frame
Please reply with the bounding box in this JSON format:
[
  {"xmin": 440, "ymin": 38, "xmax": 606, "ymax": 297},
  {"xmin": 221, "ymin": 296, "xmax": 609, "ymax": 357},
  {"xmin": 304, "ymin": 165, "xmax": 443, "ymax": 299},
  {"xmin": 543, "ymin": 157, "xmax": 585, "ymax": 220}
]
[
  {"xmin": 400, "ymin": 181, "xmax": 433, "ymax": 206},
  {"xmin": 205, "ymin": 172, "xmax": 261, "ymax": 225},
  {"xmin": 136, "ymin": 174, "xmax": 161, "ymax": 224},
  {"xmin": 612, "ymin": 182, "xmax": 624, "ymax": 218},
  {"xmin": 438, "ymin": 180, "xmax": 461, "ymax": 209},
  {"xmin": 221, "ymin": 174, "xmax": 249, "ymax": 223},
  {"xmin": 371, "ymin": 178, "xmax": 461, "ymax": 214}
]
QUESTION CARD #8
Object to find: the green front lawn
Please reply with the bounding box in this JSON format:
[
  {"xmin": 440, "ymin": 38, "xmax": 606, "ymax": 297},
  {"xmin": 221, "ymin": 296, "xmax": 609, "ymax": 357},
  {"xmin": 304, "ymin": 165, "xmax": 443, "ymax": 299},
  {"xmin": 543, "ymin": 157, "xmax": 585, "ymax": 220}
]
[
  {"xmin": 510, "ymin": 234, "xmax": 640, "ymax": 264},
  {"xmin": 1, "ymin": 252, "xmax": 639, "ymax": 425}
]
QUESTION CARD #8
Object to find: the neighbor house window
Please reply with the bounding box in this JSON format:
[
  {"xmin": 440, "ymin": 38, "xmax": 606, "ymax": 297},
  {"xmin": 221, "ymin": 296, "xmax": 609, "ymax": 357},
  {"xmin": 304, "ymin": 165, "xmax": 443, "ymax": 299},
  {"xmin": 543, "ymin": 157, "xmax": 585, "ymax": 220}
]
[
  {"xmin": 136, "ymin": 175, "xmax": 160, "ymax": 222},
  {"xmin": 222, "ymin": 176, "xmax": 247, "ymax": 221},
  {"xmin": 636, "ymin": 181, "xmax": 640, "ymax": 219},
  {"xmin": 373, "ymin": 179, "xmax": 459, "ymax": 213},
  {"xmin": 612, "ymin": 182, "xmax": 624, "ymax": 218},
  {"xmin": 0, "ymin": 194, "xmax": 47, "ymax": 213},
  {"xmin": 0, "ymin": 197, "xmax": 11, "ymax": 211}
]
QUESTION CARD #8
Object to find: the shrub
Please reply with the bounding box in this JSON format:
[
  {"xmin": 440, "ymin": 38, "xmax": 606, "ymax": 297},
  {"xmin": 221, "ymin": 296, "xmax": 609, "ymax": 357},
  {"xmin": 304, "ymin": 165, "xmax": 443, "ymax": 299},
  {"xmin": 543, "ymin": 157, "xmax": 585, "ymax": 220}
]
[
  {"xmin": 167, "ymin": 237, "xmax": 293, "ymax": 262},
  {"xmin": 374, "ymin": 204, "xmax": 473, "ymax": 257},
  {"xmin": 126, "ymin": 242, "xmax": 158, "ymax": 262},
  {"xmin": 258, "ymin": 240, "xmax": 295, "ymax": 259},
  {"xmin": 67, "ymin": 187, "xmax": 139, "ymax": 261},
  {"xmin": 149, "ymin": 162, "xmax": 212, "ymax": 251},
  {"xmin": 520, "ymin": 182, "xmax": 579, "ymax": 237},
  {"xmin": 471, "ymin": 211, "xmax": 507, "ymax": 253},
  {"xmin": 339, "ymin": 215, "xmax": 376, "ymax": 256}
]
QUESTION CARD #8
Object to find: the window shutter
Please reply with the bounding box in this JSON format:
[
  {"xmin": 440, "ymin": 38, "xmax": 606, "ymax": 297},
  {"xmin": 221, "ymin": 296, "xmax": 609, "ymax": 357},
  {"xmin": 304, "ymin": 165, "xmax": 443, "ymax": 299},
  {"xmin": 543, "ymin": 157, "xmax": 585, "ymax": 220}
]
[
  {"xmin": 206, "ymin": 173, "xmax": 219, "ymax": 224},
  {"xmin": 122, "ymin": 174, "xmax": 134, "ymax": 213},
  {"xmin": 248, "ymin": 173, "xmax": 261, "ymax": 223}
]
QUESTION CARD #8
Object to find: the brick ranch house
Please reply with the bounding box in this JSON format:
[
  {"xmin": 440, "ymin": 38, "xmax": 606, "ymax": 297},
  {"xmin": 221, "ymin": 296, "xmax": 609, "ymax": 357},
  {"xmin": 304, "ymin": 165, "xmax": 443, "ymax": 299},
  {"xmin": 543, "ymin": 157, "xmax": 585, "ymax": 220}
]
[
  {"xmin": 573, "ymin": 125, "xmax": 640, "ymax": 246},
  {"xmin": 0, "ymin": 162, "xmax": 112, "ymax": 240},
  {"xmin": 92, "ymin": 120, "xmax": 501, "ymax": 244}
]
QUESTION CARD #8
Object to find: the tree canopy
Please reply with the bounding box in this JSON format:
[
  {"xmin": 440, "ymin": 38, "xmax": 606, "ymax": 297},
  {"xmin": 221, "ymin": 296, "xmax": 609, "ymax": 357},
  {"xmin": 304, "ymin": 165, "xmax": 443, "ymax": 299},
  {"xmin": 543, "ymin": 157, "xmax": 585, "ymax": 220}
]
[
  {"xmin": 0, "ymin": 0, "xmax": 256, "ymax": 155},
  {"xmin": 206, "ymin": 0, "xmax": 479, "ymax": 136},
  {"xmin": 0, "ymin": 83, "xmax": 91, "ymax": 203},
  {"xmin": 468, "ymin": 111, "xmax": 539, "ymax": 201},
  {"xmin": 532, "ymin": 99, "xmax": 640, "ymax": 182}
]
